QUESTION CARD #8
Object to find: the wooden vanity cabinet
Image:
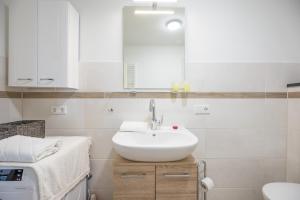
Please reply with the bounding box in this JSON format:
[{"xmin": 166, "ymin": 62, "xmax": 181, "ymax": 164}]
[
  {"xmin": 113, "ymin": 165, "xmax": 156, "ymax": 200},
  {"xmin": 113, "ymin": 156, "xmax": 198, "ymax": 200},
  {"xmin": 156, "ymin": 164, "xmax": 198, "ymax": 200}
]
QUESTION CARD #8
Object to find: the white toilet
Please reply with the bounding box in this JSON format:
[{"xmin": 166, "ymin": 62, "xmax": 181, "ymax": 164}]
[{"xmin": 263, "ymin": 182, "xmax": 300, "ymax": 200}]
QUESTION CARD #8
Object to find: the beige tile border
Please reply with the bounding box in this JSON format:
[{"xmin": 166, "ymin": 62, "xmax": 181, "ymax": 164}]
[
  {"xmin": 266, "ymin": 92, "xmax": 288, "ymax": 99},
  {"xmin": 0, "ymin": 91, "xmax": 290, "ymax": 99},
  {"xmin": 105, "ymin": 92, "xmax": 269, "ymax": 99},
  {"xmin": 288, "ymin": 92, "xmax": 300, "ymax": 98},
  {"xmin": 22, "ymin": 92, "xmax": 105, "ymax": 99},
  {"xmin": 0, "ymin": 91, "xmax": 22, "ymax": 98},
  {"xmin": 21, "ymin": 91, "xmax": 287, "ymax": 99}
]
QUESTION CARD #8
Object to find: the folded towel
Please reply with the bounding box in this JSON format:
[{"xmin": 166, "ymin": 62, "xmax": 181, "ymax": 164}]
[
  {"xmin": 120, "ymin": 121, "xmax": 149, "ymax": 132},
  {"xmin": 0, "ymin": 135, "xmax": 61, "ymax": 163}
]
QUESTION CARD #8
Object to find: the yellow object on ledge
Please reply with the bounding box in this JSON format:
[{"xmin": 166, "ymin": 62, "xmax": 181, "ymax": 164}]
[
  {"xmin": 171, "ymin": 82, "xmax": 191, "ymax": 93},
  {"xmin": 183, "ymin": 82, "xmax": 191, "ymax": 93},
  {"xmin": 171, "ymin": 83, "xmax": 180, "ymax": 93}
]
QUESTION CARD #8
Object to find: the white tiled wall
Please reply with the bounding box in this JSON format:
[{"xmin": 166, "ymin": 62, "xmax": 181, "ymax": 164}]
[
  {"xmin": 0, "ymin": 55, "xmax": 22, "ymax": 124},
  {"xmin": 78, "ymin": 62, "xmax": 300, "ymax": 92},
  {"xmin": 0, "ymin": 98, "xmax": 22, "ymax": 124},
  {"xmin": 287, "ymin": 88, "xmax": 300, "ymax": 183},
  {"xmin": 20, "ymin": 98, "xmax": 287, "ymax": 200}
]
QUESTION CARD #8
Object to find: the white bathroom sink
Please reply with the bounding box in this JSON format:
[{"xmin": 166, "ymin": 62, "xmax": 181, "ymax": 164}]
[{"xmin": 112, "ymin": 126, "xmax": 198, "ymax": 162}]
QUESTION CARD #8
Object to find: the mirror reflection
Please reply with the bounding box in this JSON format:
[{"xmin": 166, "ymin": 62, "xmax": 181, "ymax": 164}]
[{"xmin": 123, "ymin": 6, "xmax": 185, "ymax": 89}]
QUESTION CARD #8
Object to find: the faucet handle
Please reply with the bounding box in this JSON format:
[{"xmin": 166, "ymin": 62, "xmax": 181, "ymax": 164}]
[
  {"xmin": 149, "ymin": 99, "xmax": 155, "ymax": 112},
  {"xmin": 158, "ymin": 115, "xmax": 164, "ymax": 126}
]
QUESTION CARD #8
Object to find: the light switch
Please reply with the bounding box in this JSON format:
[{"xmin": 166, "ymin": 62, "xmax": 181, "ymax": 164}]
[
  {"xmin": 194, "ymin": 105, "xmax": 210, "ymax": 115},
  {"xmin": 50, "ymin": 105, "xmax": 67, "ymax": 115}
]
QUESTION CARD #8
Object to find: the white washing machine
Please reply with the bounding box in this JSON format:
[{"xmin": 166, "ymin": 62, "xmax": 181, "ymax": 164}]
[
  {"xmin": 0, "ymin": 167, "xmax": 38, "ymax": 200},
  {"xmin": 0, "ymin": 136, "xmax": 91, "ymax": 200},
  {"xmin": 0, "ymin": 167, "xmax": 87, "ymax": 200}
]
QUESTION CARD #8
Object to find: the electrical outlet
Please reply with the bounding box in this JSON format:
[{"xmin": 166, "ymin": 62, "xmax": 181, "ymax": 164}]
[
  {"xmin": 50, "ymin": 105, "xmax": 67, "ymax": 115},
  {"xmin": 194, "ymin": 105, "xmax": 210, "ymax": 115}
]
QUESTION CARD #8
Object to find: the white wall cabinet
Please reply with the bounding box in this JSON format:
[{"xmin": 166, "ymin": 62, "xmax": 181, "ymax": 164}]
[
  {"xmin": 9, "ymin": 0, "xmax": 79, "ymax": 89},
  {"xmin": 9, "ymin": 0, "xmax": 38, "ymax": 87}
]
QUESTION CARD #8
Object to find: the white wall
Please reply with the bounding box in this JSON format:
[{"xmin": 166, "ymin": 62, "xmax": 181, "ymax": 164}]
[
  {"xmin": 69, "ymin": 0, "xmax": 300, "ymax": 63},
  {"xmin": 21, "ymin": 97, "xmax": 287, "ymax": 200},
  {"xmin": 70, "ymin": 0, "xmax": 300, "ymax": 92},
  {"xmin": 0, "ymin": 98, "xmax": 22, "ymax": 124},
  {"xmin": 0, "ymin": 0, "xmax": 8, "ymax": 90},
  {"xmin": 287, "ymin": 88, "xmax": 300, "ymax": 183},
  {"xmin": 187, "ymin": 0, "xmax": 300, "ymax": 62},
  {"xmin": 0, "ymin": 0, "xmax": 22, "ymax": 124},
  {"xmin": 0, "ymin": 0, "xmax": 8, "ymax": 58},
  {"xmin": 124, "ymin": 45, "xmax": 184, "ymax": 88},
  {"xmin": 69, "ymin": 0, "xmax": 123, "ymax": 62}
]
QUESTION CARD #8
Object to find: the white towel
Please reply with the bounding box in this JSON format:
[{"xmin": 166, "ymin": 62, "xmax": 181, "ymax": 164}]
[
  {"xmin": 0, "ymin": 135, "xmax": 61, "ymax": 163},
  {"xmin": 120, "ymin": 121, "xmax": 149, "ymax": 132}
]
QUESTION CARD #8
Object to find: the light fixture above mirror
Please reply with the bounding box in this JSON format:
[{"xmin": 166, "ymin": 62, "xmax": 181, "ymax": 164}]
[
  {"xmin": 132, "ymin": 0, "xmax": 178, "ymax": 3},
  {"xmin": 132, "ymin": 0, "xmax": 177, "ymax": 15},
  {"xmin": 134, "ymin": 10, "xmax": 175, "ymax": 15}
]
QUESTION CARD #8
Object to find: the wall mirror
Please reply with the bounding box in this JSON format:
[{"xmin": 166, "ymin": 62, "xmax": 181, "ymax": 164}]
[{"xmin": 123, "ymin": 6, "xmax": 185, "ymax": 89}]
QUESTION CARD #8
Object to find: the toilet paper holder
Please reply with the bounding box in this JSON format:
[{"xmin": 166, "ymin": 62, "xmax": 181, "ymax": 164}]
[
  {"xmin": 199, "ymin": 160, "xmax": 216, "ymax": 200},
  {"xmin": 200, "ymin": 160, "xmax": 207, "ymax": 177},
  {"xmin": 199, "ymin": 160, "xmax": 207, "ymax": 200}
]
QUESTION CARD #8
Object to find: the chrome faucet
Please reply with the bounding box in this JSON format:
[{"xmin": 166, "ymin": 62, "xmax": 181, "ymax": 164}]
[{"xmin": 149, "ymin": 99, "xmax": 163, "ymax": 130}]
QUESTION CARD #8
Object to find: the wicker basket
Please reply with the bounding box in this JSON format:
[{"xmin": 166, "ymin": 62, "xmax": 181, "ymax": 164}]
[{"xmin": 0, "ymin": 120, "xmax": 45, "ymax": 140}]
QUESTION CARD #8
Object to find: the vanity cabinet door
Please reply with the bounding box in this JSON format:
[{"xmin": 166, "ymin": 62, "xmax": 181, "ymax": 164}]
[
  {"xmin": 156, "ymin": 165, "xmax": 198, "ymax": 200},
  {"xmin": 113, "ymin": 165, "xmax": 155, "ymax": 200}
]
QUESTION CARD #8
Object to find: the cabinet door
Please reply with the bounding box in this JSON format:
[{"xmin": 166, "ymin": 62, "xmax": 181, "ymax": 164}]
[
  {"xmin": 38, "ymin": 0, "xmax": 68, "ymax": 88},
  {"xmin": 156, "ymin": 165, "xmax": 198, "ymax": 200},
  {"xmin": 9, "ymin": 0, "xmax": 38, "ymax": 87},
  {"xmin": 113, "ymin": 165, "xmax": 155, "ymax": 200},
  {"xmin": 66, "ymin": 3, "xmax": 80, "ymax": 89}
]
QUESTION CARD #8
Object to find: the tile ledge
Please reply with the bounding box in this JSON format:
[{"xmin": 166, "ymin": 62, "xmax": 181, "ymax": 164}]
[{"xmin": 0, "ymin": 91, "xmax": 288, "ymax": 99}]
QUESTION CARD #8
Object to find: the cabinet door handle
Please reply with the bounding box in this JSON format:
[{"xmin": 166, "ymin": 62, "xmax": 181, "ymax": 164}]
[
  {"xmin": 40, "ymin": 78, "xmax": 54, "ymax": 81},
  {"xmin": 121, "ymin": 173, "xmax": 146, "ymax": 179},
  {"xmin": 17, "ymin": 78, "xmax": 33, "ymax": 81},
  {"xmin": 163, "ymin": 172, "xmax": 190, "ymax": 178}
]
